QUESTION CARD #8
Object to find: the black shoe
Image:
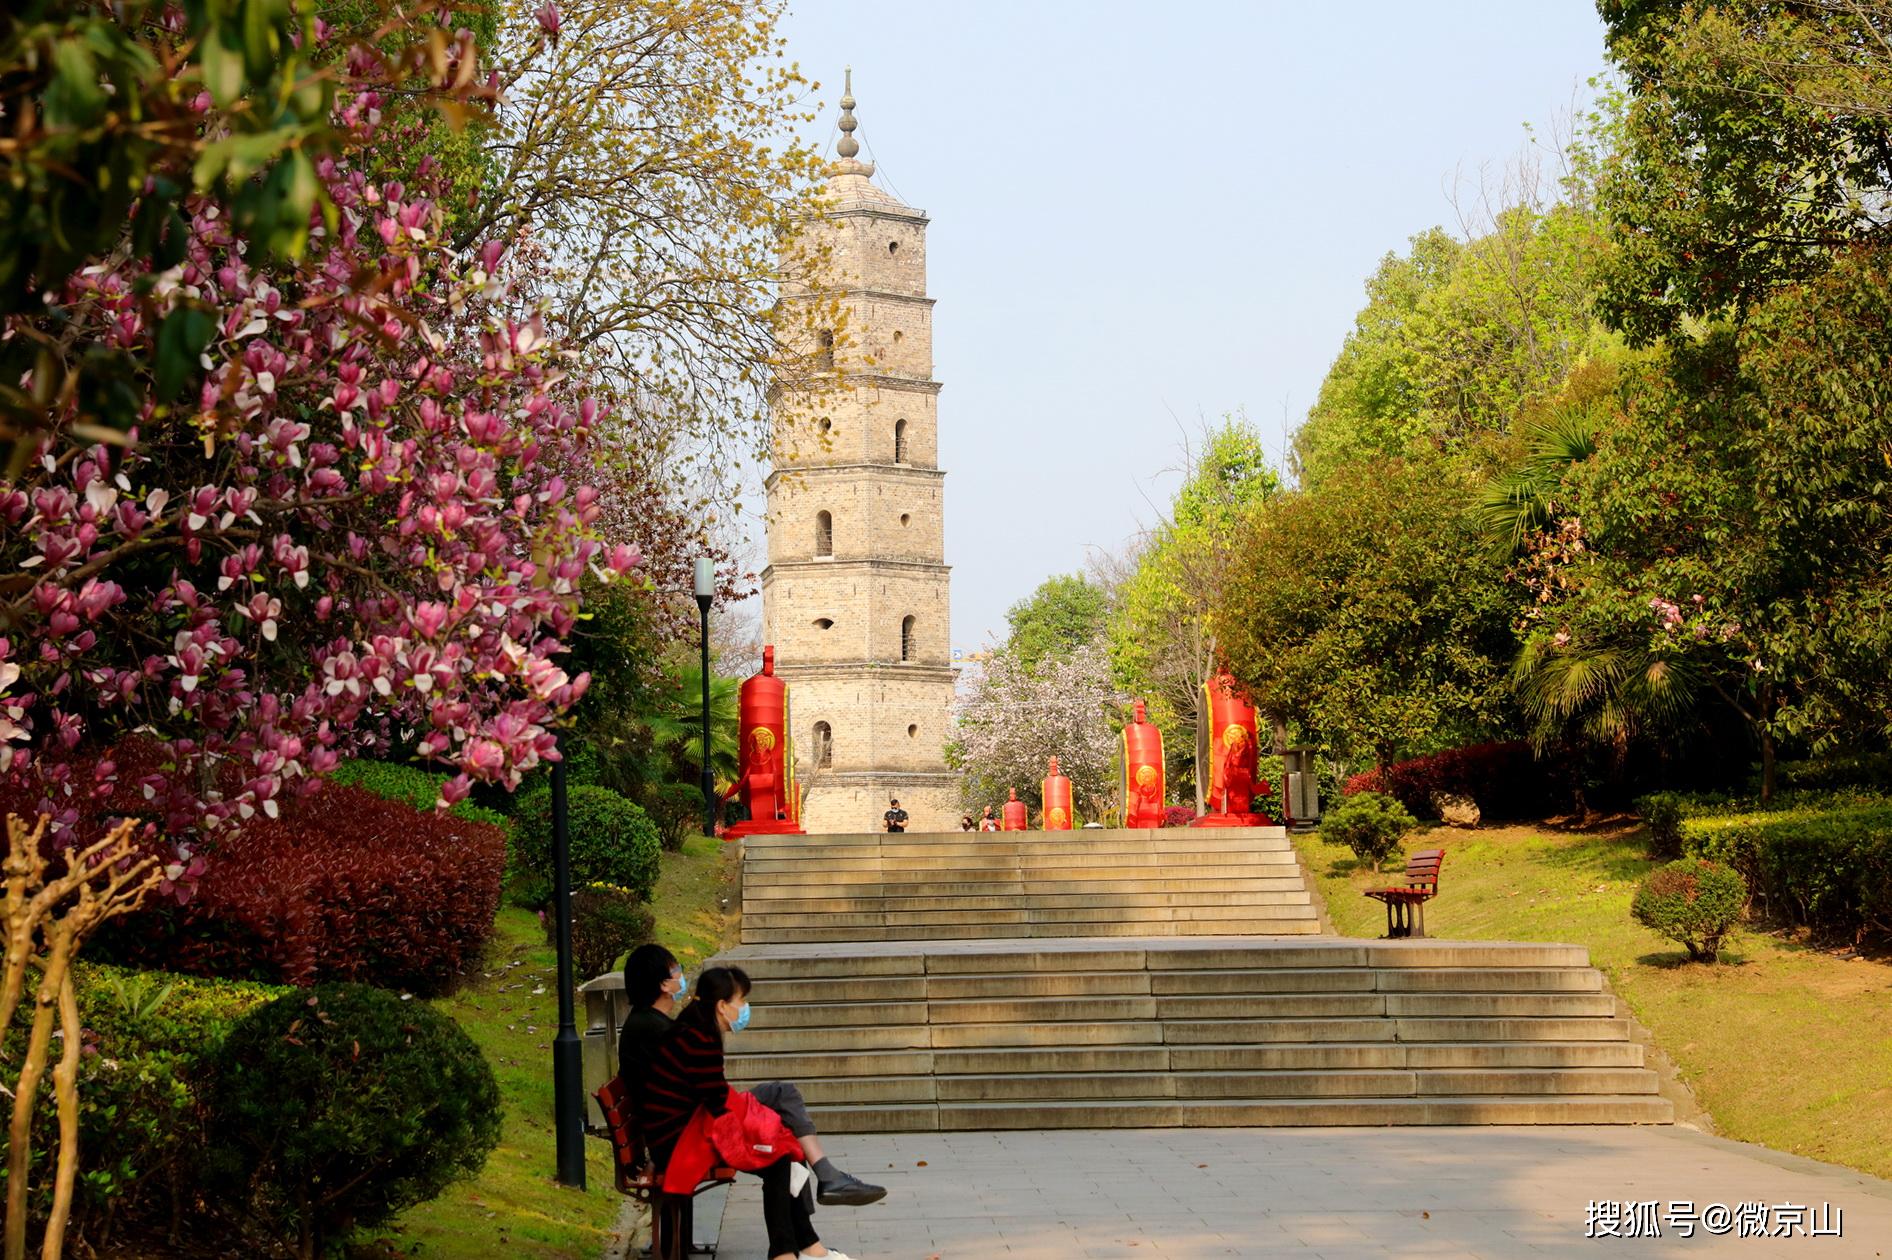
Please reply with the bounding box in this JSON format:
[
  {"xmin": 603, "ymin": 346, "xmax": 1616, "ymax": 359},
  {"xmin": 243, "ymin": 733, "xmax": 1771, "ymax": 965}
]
[{"xmin": 816, "ymin": 1171, "xmax": 887, "ymax": 1206}]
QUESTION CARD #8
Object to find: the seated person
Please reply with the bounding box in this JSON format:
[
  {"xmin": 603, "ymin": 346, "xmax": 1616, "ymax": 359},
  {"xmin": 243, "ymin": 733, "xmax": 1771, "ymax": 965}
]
[
  {"xmin": 640, "ymin": 966, "xmax": 852, "ymax": 1260},
  {"xmin": 620, "ymin": 944, "xmax": 885, "ymax": 1206}
]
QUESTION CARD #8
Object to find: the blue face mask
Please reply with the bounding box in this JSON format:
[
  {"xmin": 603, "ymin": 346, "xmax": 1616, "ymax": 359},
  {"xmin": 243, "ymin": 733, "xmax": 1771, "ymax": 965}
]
[
  {"xmin": 672, "ymin": 971, "xmax": 688, "ymax": 998},
  {"xmin": 732, "ymin": 1001, "xmax": 752, "ymax": 1032}
]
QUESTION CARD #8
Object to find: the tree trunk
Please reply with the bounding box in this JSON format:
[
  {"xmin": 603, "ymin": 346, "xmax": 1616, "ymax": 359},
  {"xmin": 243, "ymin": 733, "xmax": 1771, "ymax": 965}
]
[
  {"xmin": 1759, "ymin": 681, "xmax": 1777, "ymax": 805},
  {"xmin": 6, "ymin": 928, "xmax": 76, "ymax": 1260},
  {"xmin": 42, "ymin": 970, "xmax": 84, "ymax": 1260}
]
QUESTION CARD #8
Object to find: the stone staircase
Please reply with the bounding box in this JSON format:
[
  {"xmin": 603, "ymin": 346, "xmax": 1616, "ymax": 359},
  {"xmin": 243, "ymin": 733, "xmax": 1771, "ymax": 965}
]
[
  {"xmin": 739, "ymin": 828, "xmax": 1322, "ymax": 945},
  {"xmin": 719, "ymin": 937, "xmax": 1673, "ymax": 1132}
]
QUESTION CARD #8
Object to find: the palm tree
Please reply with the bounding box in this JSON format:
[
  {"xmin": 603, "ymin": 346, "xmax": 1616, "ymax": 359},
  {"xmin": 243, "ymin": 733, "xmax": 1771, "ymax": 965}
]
[
  {"xmin": 642, "ymin": 663, "xmax": 741, "ymax": 791},
  {"xmin": 1475, "ymin": 409, "xmax": 1600, "ymax": 555},
  {"xmin": 1480, "ymin": 383, "xmax": 1701, "ymax": 769}
]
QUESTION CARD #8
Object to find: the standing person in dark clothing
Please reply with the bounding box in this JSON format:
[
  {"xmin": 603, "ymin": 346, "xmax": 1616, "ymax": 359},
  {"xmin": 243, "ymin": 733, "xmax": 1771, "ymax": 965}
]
[
  {"xmin": 883, "ymin": 798, "xmax": 908, "ymax": 833},
  {"xmin": 619, "ymin": 945, "xmax": 884, "ymax": 1205},
  {"xmin": 638, "ymin": 967, "xmax": 855, "ymax": 1260}
]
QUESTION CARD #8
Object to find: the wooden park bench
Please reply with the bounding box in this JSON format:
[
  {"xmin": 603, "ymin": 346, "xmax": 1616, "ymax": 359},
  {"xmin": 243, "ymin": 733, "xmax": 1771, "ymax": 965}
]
[
  {"xmin": 1363, "ymin": 848, "xmax": 1444, "ymax": 939},
  {"xmin": 595, "ymin": 1076, "xmax": 736, "ymax": 1260}
]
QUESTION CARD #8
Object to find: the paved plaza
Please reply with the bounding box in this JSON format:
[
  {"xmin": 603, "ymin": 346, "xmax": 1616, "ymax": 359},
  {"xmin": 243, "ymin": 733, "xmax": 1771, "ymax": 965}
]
[{"xmin": 698, "ymin": 1126, "xmax": 1892, "ymax": 1259}]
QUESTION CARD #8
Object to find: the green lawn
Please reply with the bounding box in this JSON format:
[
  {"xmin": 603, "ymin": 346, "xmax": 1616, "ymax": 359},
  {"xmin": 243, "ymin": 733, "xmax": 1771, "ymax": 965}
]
[
  {"xmin": 1294, "ymin": 823, "xmax": 1892, "ymax": 1180},
  {"xmin": 366, "ymin": 833, "xmax": 739, "ymax": 1258}
]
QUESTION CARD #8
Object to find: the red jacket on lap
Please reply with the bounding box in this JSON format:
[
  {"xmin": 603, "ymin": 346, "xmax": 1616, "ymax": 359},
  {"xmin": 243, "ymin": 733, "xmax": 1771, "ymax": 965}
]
[{"xmin": 661, "ymin": 1089, "xmax": 805, "ymax": 1192}]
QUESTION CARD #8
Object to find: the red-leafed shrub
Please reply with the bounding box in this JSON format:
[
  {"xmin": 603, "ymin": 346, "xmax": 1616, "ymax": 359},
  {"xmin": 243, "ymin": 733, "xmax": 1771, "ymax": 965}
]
[
  {"xmin": 94, "ymin": 784, "xmax": 504, "ymax": 994},
  {"xmin": 1162, "ymin": 805, "xmax": 1198, "ymax": 828},
  {"xmin": 1344, "ymin": 741, "xmax": 1568, "ymax": 821}
]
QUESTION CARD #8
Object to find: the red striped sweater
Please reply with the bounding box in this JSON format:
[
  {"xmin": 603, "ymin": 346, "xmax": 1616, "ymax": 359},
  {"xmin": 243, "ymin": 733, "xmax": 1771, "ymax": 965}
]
[{"xmin": 636, "ymin": 1017, "xmax": 730, "ymax": 1170}]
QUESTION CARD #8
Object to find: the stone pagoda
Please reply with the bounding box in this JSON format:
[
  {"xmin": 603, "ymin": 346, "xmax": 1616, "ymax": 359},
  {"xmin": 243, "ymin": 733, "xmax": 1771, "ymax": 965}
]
[{"xmin": 763, "ymin": 71, "xmax": 956, "ymax": 834}]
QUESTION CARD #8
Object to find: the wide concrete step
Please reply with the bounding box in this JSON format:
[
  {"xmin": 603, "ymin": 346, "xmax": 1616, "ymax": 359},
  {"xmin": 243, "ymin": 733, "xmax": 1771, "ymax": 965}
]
[
  {"xmin": 765, "ymin": 1066, "xmax": 1662, "ymax": 1106},
  {"xmin": 740, "ymin": 826, "xmax": 1292, "ymax": 850},
  {"xmin": 741, "ymin": 919, "xmax": 1326, "ymax": 944},
  {"xmin": 743, "ymin": 861, "xmax": 1303, "ymax": 889},
  {"xmin": 723, "ymin": 940, "xmax": 1596, "ymax": 976},
  {"xmin": 744, "ymin": 877, "xmax": 1311, "ymax": 901},
  {"xmin": 798, "ymin": 1095, "xmax": 1675, "ymax": 1133},
  {"xmin": 728, "ymin": 1040, "xmax": 1648, "ymax": 1080},
  {"xmin": 738, "ymin": 991, "xmax": 1616, "ymax": 1027},
  {"xmin": 743, "ymin": 903, "xmax": 1318, "ymax": 930},
  {"xmin": 743, "ymin": 890, "xmax": 1314, "ymax": 914},
  {"xmin": 746, "ymin": 840, "xmax": 1300, "ymax": 862}
]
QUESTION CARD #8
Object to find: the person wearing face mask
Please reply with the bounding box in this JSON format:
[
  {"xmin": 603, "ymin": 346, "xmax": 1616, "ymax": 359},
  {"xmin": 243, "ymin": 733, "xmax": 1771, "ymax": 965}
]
[
  {"xmin": 619, "ymin": 944, "xmax": 885, "ymax": 1208},
  {"xmin": 640, "ymin": 966, "xmax": 858, "ymax": 1260}
]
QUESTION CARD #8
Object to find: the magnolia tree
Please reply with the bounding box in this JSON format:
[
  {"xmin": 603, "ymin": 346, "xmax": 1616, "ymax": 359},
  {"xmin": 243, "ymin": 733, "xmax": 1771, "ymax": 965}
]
[
  {"xmin": 950, "ymin": 640, "xmax": 1124, "ymax": 820},
  {"xmin": 0, "ymin": 6, "xmax": 635, "ymax": 890}
]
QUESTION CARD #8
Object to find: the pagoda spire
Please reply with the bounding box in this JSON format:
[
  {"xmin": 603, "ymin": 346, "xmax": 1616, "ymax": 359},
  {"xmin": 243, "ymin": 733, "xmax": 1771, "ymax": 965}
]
[{"xmin": 831, "ymin": 66, "xmax": 876, "ymax": 177}]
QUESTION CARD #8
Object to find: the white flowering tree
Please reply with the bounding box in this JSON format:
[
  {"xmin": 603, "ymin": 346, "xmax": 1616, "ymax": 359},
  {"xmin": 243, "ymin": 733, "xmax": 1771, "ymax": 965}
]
[{"xmin": 950, "ymin": 639, "xmax": 1125, "ymax": 822}]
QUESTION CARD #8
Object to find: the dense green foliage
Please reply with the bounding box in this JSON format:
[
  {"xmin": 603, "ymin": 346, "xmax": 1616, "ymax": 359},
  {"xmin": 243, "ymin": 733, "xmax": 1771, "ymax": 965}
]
[
  {"xmin": 512, "ymin": 784, "xmax": 663, "ymax": 906},
  {"xmin": 212, "ymin": 983, "xmax": 500, "ymax": 1256},
  {"xmin": 1294, "ymin": 200, "xmax": 1613, "ymax": 488},
  {"xmin": 1319, "ymin": 791, "xmax": 1416, "ymax": 872},
  {"xmin": 1218, "ymin": 453, "xmax": 1520, "ymax": 772},
  {"xmin": 1596, "ymin": 0, "xmax": 1892, "ymax": 343},
  {"xmin": 1631, "ymin": 858, "xmax": 1746, "ymax": 961}
]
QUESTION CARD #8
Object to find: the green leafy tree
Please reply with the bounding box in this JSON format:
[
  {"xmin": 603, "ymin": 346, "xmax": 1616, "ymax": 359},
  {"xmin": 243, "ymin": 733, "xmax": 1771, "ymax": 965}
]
[
  {"xmin": 1596, "ymin": 0, "xmax": 1892, "ymax": 342},
  {"xmin": 1505, "ymin": 246, "xmax": 1892, "ymax": 799},
  {"xmin": 1216, "ymin": 453, "xmax": 1521, "ymax": 774},
  {"xmin": 1005, "ymin": 574, "xmax": 1110, "ymax": 671},
  {"xmin": 1108, "ymin": 419, "xmax": 1280, "ymax": 808},
  {"xmin": 1293, "ymin": 192, "xmax": 1615, "ymax": 487}
]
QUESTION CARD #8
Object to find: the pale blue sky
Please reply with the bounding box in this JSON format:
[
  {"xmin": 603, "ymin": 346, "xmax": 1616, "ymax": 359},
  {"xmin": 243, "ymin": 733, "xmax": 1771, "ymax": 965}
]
[{"xmin": 744, "ymin": 0, "xmax": 1610, "ymax": 652}]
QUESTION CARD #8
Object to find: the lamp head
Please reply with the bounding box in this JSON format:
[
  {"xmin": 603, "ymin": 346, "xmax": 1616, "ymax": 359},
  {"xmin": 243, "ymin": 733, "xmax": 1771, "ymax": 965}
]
[{"xmin": 693, "ymin": 557, "xmax": 715, "ymax": 600}]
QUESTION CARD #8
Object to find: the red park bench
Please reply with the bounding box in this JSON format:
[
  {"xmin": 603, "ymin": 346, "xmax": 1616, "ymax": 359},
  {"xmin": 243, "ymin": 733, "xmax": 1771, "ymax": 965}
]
[
  {"xmin": 595, "ymin": 1075, "xmax": 736, "ymax": 1260},
  {"xmin": 1363, "ymin": 848, "xmax": 1444, "ymax": 939}
]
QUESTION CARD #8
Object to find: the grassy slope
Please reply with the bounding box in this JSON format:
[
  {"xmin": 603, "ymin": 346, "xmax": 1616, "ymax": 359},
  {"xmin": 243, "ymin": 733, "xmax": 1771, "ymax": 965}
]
[
  {"xmin": 370, "ymin": 834, "xmax": 738, "ymax": 1258},
  {"xmin": 1294, "ymin": 823, "xmax": 1892, "ymax": 1180}
]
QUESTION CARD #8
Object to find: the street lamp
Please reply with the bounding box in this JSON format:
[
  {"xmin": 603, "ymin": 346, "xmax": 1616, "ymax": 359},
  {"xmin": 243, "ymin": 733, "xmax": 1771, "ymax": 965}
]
[
  {"xmin": 695, "ymin": 557, "xmax": 716, "ymax": 837},
  {"xmin": 549, "ymin": 745, "xmax": 585, "ymax": 1188}
]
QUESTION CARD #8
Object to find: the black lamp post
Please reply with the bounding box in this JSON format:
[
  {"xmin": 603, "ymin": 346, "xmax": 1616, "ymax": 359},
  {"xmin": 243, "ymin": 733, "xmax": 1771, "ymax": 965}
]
[
  {"xmin": 695, "ymin": 557, "xmax": 716, "ymax": 836},
  {"xmin": 549, "ymin": 748, "xmax": 585, "ymax": 1188}
]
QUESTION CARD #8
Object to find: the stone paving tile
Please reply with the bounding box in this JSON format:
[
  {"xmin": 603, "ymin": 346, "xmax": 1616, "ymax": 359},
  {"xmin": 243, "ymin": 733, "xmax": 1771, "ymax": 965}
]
[{"xmin": 706, "ymin": 1126, "xmax": 1892, "ymax": 1259}]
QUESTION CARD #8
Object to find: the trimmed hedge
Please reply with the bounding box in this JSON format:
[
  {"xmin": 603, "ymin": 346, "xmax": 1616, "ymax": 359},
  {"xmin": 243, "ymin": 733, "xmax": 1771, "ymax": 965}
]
[
  {"xmin": 2, "ymin": 963, "xmax": 286, "ymax": 1248},
  {"xmin": 513, "ymin": 784, "xmax": 661, "ymax": 905},
  {"xmin": 1681, "ymin": 794, "xmax": 1892, "ymax": 943},
  {"xmin": 1632, "ymin": 858, "xmax": 1746, "ymax": 961},
  {"xmin": 96, "ymin": 783, "xmax": 505, "ymax": 994},
  {"xmin": 211, "ymin": 983, "xmax": 500, "ymax": 1257},
  {"xmin": 328, "ymin": 758, "xmax": 512, "ymax": 832},
  {"xmin": 1345, "ymin": 741, "xmax": 1567, "ymax": 821}
]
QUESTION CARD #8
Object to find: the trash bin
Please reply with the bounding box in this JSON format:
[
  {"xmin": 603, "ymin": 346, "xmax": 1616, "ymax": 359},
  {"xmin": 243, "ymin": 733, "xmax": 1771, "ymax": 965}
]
[{"xmin": 1281, "ymin": 746, "xmax": 1321, "ymax": 832}]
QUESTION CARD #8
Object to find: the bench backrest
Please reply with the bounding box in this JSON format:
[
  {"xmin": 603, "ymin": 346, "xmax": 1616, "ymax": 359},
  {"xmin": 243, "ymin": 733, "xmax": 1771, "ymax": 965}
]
[
  {"xmin": 1402, "ymin": 848, "xmax": 1444, "ymax": 891},
  {"xmin": 595, "ymin": 1075, "xmax": 657, "ymax": 1197}
]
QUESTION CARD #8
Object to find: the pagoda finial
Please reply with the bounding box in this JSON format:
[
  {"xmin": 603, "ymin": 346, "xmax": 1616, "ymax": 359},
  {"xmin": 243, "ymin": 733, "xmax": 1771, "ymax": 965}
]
[{"xmin": 830, "ymin": 66, "xmax": 875, "ymax": 177}]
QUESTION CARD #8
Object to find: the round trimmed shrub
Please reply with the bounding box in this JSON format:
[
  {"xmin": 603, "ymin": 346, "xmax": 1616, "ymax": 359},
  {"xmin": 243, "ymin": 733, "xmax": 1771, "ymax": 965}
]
[
  {"xmin": 1632, "ymin": 858, "xmax": 1746, "ymax": 962},
  {"xmin": 1321, "ymin": 791, "xmax": 1416, "ymax": 872},
  {"xmin": 567, "ymin": 883, "xmax": 657, "ymax": 979},
  {"xmin": 1637, "ymin": 791, "xmax": 1689, "ymax": 860},
  {"xmin": 513, "ymin": 784, "xmax": 662, "ymax": 904},
  {"xmin": 210, "ymin": 983, "xmax": 500, "ymax": 1257}
]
